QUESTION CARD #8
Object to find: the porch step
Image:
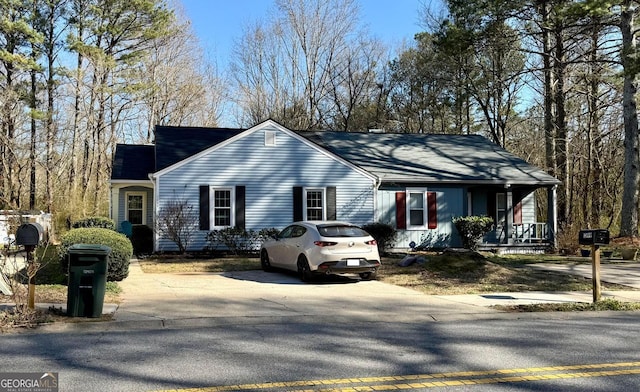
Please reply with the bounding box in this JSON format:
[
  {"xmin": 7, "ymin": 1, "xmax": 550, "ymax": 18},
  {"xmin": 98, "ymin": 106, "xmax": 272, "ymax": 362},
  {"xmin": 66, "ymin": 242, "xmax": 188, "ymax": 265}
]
[{"xmin": 478, "ymin": 243, "xmax": 551, "ymax": 255}]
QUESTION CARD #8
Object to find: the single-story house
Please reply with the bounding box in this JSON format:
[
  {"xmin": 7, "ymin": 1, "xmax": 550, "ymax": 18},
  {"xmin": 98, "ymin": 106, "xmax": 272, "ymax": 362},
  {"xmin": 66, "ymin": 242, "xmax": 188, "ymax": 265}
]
[{"xmin": 110, "ymin": 119, "xmax": 560, "ymax": 253}]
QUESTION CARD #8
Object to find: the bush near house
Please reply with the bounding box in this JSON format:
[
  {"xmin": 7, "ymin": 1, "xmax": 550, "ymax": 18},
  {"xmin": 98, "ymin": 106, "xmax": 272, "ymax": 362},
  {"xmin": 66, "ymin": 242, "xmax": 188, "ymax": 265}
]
[
  {"xmin": 58, "ymin": 228, "xmax": 133, "ymax": 281},
  {"xmin": 72, "ymin": 216, "xmax": 116, "ymax": 231},
  {"xmin": 206, "ymin": 227, "xmax": 280, "ymax": 255},
  {"xmin": 452, "ymin": 216, "xmax": 494, "ymax": 250},
  {"xmin": 362, "ymin": 222, "xmax": 397, "ymax": 255}
]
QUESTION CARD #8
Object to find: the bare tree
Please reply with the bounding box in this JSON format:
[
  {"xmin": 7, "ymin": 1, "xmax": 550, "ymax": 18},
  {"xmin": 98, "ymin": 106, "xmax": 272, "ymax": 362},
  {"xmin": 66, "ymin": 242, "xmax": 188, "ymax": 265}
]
[
  {"xmin": 155, "ymin": 196, "xmax": 198, "ymax": 254},
  {"xmin": 132, "ymin": 3, "xmax": 226, "ymax": 141},
  {"xmin": 327, "ymin": 36, "xmax": 385, "ymax": 131},
  {"xmin": 231, "ymin": 0, "xmax": 381, "ymax": 130}
]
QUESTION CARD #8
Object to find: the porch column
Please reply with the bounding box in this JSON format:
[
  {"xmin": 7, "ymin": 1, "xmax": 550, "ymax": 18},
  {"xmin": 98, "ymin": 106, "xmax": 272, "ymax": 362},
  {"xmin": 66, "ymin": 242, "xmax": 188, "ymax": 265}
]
[
  {"xmin": 547, "ymin": 185, "xmax": 558, "ymax": 248},
  {"xmin": 506, "ymin": 187, "xmax": 514, "ymax": 244}
]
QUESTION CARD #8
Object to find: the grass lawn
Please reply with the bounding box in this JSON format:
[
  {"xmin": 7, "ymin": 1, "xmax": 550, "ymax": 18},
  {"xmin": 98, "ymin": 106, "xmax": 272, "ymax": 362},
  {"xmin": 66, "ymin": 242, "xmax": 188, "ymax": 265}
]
[
  {"xmin": 138, "ymin": 255, "xmax": 259, "ymax": 273},
  {"xmin": 377, "ymin": 252, "xmax": 634, "ymax": 295}
]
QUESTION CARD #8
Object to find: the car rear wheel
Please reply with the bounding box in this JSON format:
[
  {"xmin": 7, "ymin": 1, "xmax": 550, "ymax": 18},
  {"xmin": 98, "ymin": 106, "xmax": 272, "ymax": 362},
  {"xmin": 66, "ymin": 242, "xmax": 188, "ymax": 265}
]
[
  {"xmin": 260, "ymin": 249, "xmax": 272, "ymax": 272},
  {"xmin": 359, "ymin": 271, "xmax": 377, "ymax": 281},
  {"xmin": 297, "ymin": 255, "xmax": 314, "ymax": 282}
]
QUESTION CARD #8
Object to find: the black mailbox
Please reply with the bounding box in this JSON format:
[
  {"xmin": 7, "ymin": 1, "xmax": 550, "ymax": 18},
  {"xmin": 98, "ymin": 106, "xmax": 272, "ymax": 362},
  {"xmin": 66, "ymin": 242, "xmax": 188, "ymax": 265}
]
[
  {"xmin": 15, "ymin": 222, "xmax": 43, "ymax": 246},
  {"xmin": 579, "ymin": 229, "xmax": 610, "ymax": 246}
]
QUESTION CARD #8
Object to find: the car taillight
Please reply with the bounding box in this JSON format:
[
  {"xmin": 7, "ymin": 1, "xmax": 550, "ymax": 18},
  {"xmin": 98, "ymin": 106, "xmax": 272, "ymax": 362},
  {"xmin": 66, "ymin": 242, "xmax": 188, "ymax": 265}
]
[
  {"xmin": 365, "ymin": 240, "xmax": 377, "ymax": 246},
  {"xmin": 314, "ymin": 241, "xmax": 338, "ymax": 247}
]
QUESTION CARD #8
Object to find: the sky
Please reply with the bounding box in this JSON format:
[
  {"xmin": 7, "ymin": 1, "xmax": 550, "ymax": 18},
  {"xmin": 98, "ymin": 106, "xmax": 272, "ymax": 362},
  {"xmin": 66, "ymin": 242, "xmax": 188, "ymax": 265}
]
[{"xmin": 179, "ymin": 0, "xmax": 433, "ymax": 66}]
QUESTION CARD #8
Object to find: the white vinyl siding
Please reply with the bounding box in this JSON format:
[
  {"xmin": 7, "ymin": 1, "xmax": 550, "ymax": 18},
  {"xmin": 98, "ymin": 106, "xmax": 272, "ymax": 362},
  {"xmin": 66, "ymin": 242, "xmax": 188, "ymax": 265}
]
[{"xmin": 377, "ymin": 187, "xmax": 463, "ymax": 249}]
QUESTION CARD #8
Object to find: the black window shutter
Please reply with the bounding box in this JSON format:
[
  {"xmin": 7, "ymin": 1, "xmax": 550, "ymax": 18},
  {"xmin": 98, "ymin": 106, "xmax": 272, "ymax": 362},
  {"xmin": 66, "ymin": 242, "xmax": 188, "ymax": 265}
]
[
  {"xmin": 235, "ymin": 186, "xmax": 245, "ymax": 229},
  {"xmin": 293, "ymin": 186, "xmax": 303, "ymax": 221},
  {"xmin": 199, "ymin": 185, "xmax": 210, "ymax": 230},
  {"xmin": 487, "ymin": 191, "xmax": 496, "ymax": 221},
  {"xmin": 326, "ymin": 186, "xmax": 337, "ymax": 220}
]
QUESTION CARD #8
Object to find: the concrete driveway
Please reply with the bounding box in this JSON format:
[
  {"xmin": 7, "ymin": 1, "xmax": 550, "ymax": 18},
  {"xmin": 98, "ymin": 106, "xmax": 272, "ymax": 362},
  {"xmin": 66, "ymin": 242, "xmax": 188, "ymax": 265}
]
[
  {"xmin": 112, "ymin": 260, "xmax": 640, "ymax": 329},
  {"xmin": 113, "ymin": 261, "xmax": 504, "ymax": 326}
]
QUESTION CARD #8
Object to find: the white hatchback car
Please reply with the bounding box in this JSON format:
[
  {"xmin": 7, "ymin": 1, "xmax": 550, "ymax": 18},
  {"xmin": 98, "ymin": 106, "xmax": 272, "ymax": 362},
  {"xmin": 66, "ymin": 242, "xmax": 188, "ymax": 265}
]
[{"xmin": 260, "ymin": 221, "xmax": 381, "ymax": 281}]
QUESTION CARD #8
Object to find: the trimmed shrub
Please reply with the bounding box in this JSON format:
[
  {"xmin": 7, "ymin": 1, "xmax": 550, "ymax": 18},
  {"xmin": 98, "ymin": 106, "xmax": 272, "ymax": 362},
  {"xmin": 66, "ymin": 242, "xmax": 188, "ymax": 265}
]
[
  {"xmin": 72, "ymin": 216, "xmax": 116, "ymax": 231},
  {"xmin": 58, "ymin": 228, "xmax": 133, "ymax": 281},
  {"xmin": 452, "ymin": 216, "xmax": 494, "ymax": 250},
  {"xmin": 35, "ymin": 245, "xmax": 67, "ymax": 285},
  {"xmin": 131, "ymin": 225, "xmax": 154, "ymax": 256},
  {"xmin": 206, "ymin": 227, "xmax": 280, "ymax": 255},
  {"xmin": 362, "ymin": 222, "xmax": 397, "ymax": 254}
]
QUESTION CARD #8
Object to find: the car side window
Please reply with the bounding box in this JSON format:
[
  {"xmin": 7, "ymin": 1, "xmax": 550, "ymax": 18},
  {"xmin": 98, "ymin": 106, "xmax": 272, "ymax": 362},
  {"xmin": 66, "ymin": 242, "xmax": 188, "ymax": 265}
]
[
  {"xmin": 291, "ymin": 226, "xmax": 307, "ymax": 238},
  {"xmin": 278, "ymin": 226, "xmax": 294, "ymax": 239}
]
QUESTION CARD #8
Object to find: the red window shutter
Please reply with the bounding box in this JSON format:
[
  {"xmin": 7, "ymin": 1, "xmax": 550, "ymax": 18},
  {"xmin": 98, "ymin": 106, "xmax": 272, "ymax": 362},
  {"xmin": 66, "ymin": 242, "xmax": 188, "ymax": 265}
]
[
  {"xmin": 427, "ymin": 191, "xmax": 437, "ymax": 229},
  {"xmin": 514, "ymin": 201, "xmax": 523, "ymax": 225},
  {"xmin": 396, "ymin": 192, "xmax": 406, "ymax": 229}
]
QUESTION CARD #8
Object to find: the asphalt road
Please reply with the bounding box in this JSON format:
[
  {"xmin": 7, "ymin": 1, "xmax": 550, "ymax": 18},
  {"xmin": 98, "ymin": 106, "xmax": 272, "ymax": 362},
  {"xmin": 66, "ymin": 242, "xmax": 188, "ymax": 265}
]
[{"xmin": 3, "ymin": 312, "xmax": 640, "ymax": 391}]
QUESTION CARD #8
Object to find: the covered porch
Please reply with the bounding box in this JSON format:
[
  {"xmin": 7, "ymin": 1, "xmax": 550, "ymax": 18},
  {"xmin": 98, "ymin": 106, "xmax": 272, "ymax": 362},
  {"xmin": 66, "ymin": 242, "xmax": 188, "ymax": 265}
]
[{"xmin": 474, "ymin": 184, "xmax": 558, "ymax": 254}]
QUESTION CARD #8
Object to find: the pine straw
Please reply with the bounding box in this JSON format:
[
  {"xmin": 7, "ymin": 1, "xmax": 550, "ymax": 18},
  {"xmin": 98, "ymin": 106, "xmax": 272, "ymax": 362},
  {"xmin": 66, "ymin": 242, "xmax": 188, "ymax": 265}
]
[
  {"xmin": 0, "ymin": 307, "xmax": 54, "ymax": 333},
  {"xmin": 611, "ymin": 236, "xmax": 640, "ymax": 247},
  {"xmin": 1, "ymin": 283, "xmax": 119, "ymax": 333}
]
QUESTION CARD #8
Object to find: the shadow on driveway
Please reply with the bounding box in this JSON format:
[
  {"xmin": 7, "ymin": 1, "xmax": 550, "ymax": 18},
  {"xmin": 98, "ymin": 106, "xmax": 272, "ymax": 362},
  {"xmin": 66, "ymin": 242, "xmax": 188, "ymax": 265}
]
[{"xmin": 220, "ymin": 269, "xmax": 360, "ymax": 285}]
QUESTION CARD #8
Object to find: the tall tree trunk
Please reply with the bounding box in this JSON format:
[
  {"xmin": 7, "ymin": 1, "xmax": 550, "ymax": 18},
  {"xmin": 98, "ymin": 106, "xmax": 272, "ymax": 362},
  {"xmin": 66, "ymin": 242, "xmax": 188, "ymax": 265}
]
[
  {"xmin": 5, "ymin": 63, "xmax": 18, "ymax": 208},
  {"xmin": 620, "ymin": 1, "xmax": 640, "ymax": 237},
  {"xmin": 588, "ymin": 22, "xmax": 602, "ymax": 228},
  {"xmin": 44, "ymin": 0, "xmax": 59, "ymax": 215},
  {"xmin": 69, "ymin": 0, "xmax": 86, "ymax": 201},
  {"xmin": 554, "ymin": 24, "xmax": 569, "ymax": 225},
  {"xmin": 540, "ymin": 1, "xmax": 557, "ymax": 184},
  {"xmin": 29, "ymin": 65, "xmax": 37, "ymax": 210}
]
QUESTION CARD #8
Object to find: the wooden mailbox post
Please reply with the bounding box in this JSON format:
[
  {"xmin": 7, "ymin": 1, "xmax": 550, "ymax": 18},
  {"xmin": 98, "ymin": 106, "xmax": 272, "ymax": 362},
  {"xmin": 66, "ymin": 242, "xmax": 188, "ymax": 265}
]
[{"xmin": 579, "ymin": 229, "xmax": 610, "ymax": 303}]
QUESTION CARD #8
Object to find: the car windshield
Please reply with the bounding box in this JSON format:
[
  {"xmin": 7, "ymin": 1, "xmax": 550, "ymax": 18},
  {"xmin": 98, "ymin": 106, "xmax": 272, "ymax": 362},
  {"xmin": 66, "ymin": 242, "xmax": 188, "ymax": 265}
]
[{"xmin": 317, "ymin": 225, "xmax": 369, "ymax": 238}]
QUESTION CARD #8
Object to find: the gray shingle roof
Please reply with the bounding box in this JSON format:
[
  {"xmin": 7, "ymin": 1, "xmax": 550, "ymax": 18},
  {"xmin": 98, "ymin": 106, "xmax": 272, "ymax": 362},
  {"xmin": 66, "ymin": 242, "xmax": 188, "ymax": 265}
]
[
  {"xmin": 154, "ymin": 125, "xmax": 245, "ymax": 171},
  {"xmin": 112, "ymin": 123, "xmax": 559, "ymax": 187},
  {"xmin": 299, "ymin": 131, "xmax": 560, "ymax": 186},
  {"xmin": 111, "ymin": 144, "xmax": 155, "ymax": 181}
]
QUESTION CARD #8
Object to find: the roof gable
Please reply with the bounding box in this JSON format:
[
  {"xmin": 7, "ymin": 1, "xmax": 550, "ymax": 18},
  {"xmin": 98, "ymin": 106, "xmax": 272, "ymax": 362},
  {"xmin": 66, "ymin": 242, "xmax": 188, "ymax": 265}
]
[
  {"xmin": 300, "ymin": 132, "xmax": 559, "ymax": 186},
  {"xmin": 152, "ymin": 120, "xmax": 376, "ymax": 182}
]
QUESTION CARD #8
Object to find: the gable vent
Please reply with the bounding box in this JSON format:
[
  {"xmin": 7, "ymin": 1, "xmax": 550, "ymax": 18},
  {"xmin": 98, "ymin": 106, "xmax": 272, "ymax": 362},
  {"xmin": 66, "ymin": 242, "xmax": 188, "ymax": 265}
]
[{"xmin": 265, "ymin": 131, "xmax": 276, "ymax": 146}]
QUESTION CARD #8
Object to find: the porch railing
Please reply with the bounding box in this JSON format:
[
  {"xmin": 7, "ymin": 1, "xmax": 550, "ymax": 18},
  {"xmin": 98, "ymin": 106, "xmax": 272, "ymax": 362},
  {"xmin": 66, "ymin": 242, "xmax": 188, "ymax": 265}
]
[{"xmin": 512, "ymin": 223, "xmax": 549, "ymax": 243}]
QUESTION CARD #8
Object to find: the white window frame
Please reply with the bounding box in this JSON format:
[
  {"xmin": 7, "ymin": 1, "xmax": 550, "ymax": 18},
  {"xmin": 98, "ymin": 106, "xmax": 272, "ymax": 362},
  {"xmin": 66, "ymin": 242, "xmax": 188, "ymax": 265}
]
[
  {"xmin": 496, "ymin": 193, "xmax": 507, "ymax": 227},
  {"xmin": 125, "ymin": 191, "xmax": 146, "ymax": 225},
  {"xmin": 303, "ymin": 187, "xmax": 326, "ymax": 221},
  {"xmin": 210, "ymin": 187, "xmax": 235, "ymax": 229},
  {"xmin": 265, "ymin": 130, "xmax": 277, "ymax": 146},
  {"xmin": 406, "ymin": 188, "xmax": 428, "ymax": 229}
]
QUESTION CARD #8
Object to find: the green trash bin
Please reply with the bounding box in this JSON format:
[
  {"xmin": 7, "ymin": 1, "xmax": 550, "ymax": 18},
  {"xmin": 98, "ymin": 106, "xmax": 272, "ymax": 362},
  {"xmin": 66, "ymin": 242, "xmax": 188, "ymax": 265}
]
[{"xmin": 66, "ymin": 244, "xmax": 111, "ymax": 318}]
